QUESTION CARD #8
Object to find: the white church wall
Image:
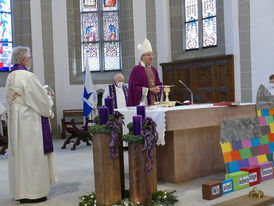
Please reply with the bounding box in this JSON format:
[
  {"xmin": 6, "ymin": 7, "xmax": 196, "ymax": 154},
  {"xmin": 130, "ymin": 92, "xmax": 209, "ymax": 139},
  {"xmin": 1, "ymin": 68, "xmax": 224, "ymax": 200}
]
[
  {"xmin": 30, "ymin": 0, "xmax": 45, "ymax": 85},
  {"xmin": 155, "ymin": 0, "xmax": 172, "ymax": 82},
  {"xmin": 250, "ymin": 0, "xmax": 274, "ymax": 102},
  {"xmin": 133, "ymin": 0, "xmax": 147, "ymax": 64},
  {"xmin": 224, "ymin": 0, "xmax": 241, "ymax": 102}
]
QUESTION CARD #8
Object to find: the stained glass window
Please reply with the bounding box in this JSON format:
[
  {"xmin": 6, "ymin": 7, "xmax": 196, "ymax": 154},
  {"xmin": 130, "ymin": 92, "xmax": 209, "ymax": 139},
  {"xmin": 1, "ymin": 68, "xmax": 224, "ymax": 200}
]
[
  {"xmin": 202, "ymin": 0, "xmax": 217, "ymax": 47},
  {"xmin": 103, "ymin": 12, "xmax": 119, "ymax": 41},
  {"xmin": 103, "ymin": 0, "xmax": 118, "ymax": 11},
  {"xmin": 82, "ymin": 13, "xmax": 99, "ymax": 42},
  {"xmin": 0, "ymin": 0, "xmax": 13, "ymax": 71},
  {"xmin": 186, "ymin": 22, "xmax": 199, "ymax": 50},
  {"xmin": 83, "ymin": 43, "xmax": 100, "ymax": 71},
  {"xmin": 81, "ymin": 0, "xmax": 98, "ymax": 12},
  {"xmin": 203, "ymin": 17, "xmax": 217, "ymax": 47},
  {"xmin": 104, "ymin": 42, "xmax": 120, "ymax": 70},
  {"xmin": 184, "ymin": 0, "xmax": 217, "ymax": 50},
  {"xmin": 185, "ymin": 0, "xmax": 198, "ymax": 22},
  {"xmin": 185, "ymin": 0, "xmax": 199, "ymax": 50},
  {"xmin": 80, "ymin": 0, "xmax": 121, "ymax": 71},
  {"xmin": 202, "ymin": 0, "xmax": 216, "ymax": 18}
]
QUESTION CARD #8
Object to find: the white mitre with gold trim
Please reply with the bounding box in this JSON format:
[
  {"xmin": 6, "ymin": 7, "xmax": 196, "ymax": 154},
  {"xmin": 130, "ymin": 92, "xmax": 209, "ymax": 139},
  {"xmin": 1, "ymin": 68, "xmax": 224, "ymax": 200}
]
[{"xmin": 137, "ymin": 38, "xmax": 153, "ymax": 56}]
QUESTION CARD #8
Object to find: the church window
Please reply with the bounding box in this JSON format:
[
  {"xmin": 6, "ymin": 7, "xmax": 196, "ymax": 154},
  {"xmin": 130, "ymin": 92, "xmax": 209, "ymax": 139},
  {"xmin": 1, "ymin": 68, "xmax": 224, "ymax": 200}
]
[
  {"xmin": 80, "ymin": 0, "xmax": 121, "ymax": 71},
  {"xmin": 0, "ymin": 0, "xmax": 13, "ymax": 71},
  {"xmin": 184, "ymin": 0, "xmax": 217, "ymax": 51}
]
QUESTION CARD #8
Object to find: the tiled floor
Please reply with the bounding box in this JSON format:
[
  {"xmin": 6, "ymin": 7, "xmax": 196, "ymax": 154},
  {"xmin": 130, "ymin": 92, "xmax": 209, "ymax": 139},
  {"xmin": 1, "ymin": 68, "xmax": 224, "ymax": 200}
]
[{"xmin": 1, "ymin": 140, "xmax": 274, "ymax": 206}]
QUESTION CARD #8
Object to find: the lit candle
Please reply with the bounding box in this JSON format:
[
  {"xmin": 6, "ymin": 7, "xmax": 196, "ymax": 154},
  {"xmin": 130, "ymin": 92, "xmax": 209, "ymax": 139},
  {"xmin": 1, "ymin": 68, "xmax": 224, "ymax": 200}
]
[
  {"xmin": 105, "ymin": 96, "xmax": 114, "ymax": 114},
  {"xmin": 133, "ymin": 115, "xmax": 143, "ymax": 136},
  {"xmin": 137, "ymin": 105, "xmax": 146, "ymax": 120},
  {"xmin": 99, "ymin": 106, "xmax": 109, "ymax": 125}
]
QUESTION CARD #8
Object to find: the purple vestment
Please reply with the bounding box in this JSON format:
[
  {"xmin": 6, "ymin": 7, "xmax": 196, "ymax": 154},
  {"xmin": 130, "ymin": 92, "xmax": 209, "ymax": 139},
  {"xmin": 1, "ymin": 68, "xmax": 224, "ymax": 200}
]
[
  {"xmin": 108, "ymin": 83, "xmax": 128, "ymax": 109},
  {"xmin": 127, "ymin": 65, "xmax": 162, "ymax": 106},
  {"xmin": 10, "ymin": 64, "xmax": 54, "ymax": 154}
]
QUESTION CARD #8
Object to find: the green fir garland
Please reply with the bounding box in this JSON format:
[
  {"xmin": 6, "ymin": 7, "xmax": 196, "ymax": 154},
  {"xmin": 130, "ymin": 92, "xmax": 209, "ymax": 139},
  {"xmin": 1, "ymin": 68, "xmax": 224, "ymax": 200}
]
[
  {"xmin": 88, "ymin": 113, "xmax": 124, "ymax": 135},
  {"xmin": 123, "ymin": 134, "xmax": 144, "ymax": 143},
  {"xmin": 123, "ymin": 121, "xmax": 156, "ymax": 144},
  {"xmin": 79, "ymin": 190, "xmax": 178, "ymax": 206},
  {"xmin": 88, "ymin": 124, "xmax": 111, "ymax": 135},
  {"xmin": 79, "ymin": 192, "xmax": 96, "ymax": 206}
]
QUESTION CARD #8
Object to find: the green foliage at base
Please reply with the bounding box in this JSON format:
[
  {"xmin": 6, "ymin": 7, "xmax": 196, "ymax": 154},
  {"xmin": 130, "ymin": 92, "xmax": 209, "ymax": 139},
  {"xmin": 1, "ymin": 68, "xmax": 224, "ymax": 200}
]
[
  {"xmin": 150, "ymin": 190, "xmax": 178, "ymax": 206},
  {"xmin": 79, "ymin": 192, "xmax": 96, "ymax": 206},
  {"xmin": 79, "ymin": 190, "xmax": 178, "ymax": 206},
  {"xmin": 123, "ymin": 133, "xmax": 144, "ymax": 144},
  {"xmin": 88, "ymin": 124, "xmax": 111, "ymax": 135},
  {"xmin": 89, "ymin": 113, "xmax": 124, "ymax": 135}
]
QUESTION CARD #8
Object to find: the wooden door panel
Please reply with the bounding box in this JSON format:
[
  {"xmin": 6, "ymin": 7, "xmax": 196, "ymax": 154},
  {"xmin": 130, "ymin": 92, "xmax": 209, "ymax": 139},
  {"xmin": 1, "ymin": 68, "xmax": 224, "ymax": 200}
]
[{"xmin": 161, "ymin": 55, "xmax": 234, "ymax": 103}]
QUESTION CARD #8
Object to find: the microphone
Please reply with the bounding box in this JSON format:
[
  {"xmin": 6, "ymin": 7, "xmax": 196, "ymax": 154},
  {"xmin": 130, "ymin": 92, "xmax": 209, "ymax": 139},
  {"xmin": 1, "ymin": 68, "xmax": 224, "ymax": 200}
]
[{"xmin": 178, "ymin": 80, "xmax": 194, "ymax": 104}]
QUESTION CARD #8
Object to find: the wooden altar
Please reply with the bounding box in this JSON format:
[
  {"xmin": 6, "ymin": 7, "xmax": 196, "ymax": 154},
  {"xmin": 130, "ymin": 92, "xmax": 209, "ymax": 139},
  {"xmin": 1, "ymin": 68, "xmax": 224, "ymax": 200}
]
[{"xmin": 156, "ymin": 104, "xmax": 257, "ymax": 183}]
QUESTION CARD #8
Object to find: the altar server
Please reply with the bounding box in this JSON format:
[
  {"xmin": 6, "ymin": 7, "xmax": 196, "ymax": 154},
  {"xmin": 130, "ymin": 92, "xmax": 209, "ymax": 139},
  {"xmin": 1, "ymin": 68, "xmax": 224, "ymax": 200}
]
[
  {"xmin": 6, "ymin": 46, "xmax": 57, "ymax": 204},
  {"xmin": 103, "ymin": 73, "xmax": 128, "ymax": 108},
  {"xmin": 127, "ymin": 39, "xmax": 162, "ymax": 106}
]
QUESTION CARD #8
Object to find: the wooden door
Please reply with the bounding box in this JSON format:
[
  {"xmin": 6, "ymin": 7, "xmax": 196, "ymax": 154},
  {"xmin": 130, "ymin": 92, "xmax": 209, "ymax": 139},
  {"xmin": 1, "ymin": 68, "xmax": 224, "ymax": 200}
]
[{"xmin": 161, "ymin": 55, "xmax": 234, "ymax": 103}]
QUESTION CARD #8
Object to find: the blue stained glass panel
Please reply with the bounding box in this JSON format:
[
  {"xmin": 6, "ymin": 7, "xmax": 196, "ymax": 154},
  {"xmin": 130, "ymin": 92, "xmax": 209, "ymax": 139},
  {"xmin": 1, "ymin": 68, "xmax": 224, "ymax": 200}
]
[
  {"xmin": 0, "ymin": 42, "xmax": 12, "ymax": 71},
  {"xmin": 202, "ymin": 0, "xmax": 216, "ymax": 18},
  {"xmin": 0, "ymin": 12, "xmax": 12, "ymax": 42},
  {"xmin": 203, "ymin": 17, "xmax": 217, "ymax": 47},
  {"xmin": 103, "ymin": 0, "xmax": 118, "ymax": 11},
  {"xmin": 104, "ymin": 42, "xmax": 120, "ymax": 71},
  {"xmin": 185, "ymin": 21, "xmax": 199, "ymax": 50},
  {"xmin": 0, "ymin": 0, "xmax": 11, "ymax": 12},
  {"xmin": 185, "ymin": 0, "xmax": 198, "ymax": 22},
  {"xmin": 81, "ymin": 0, "xmax": 97, "ymax": 12},
  {"xmin": 83, "ymin": 43, "xmax": 100, "ymax": 71},
  {"xmin": 103, "ymin": 12, "xmax": 119, "ymax": 41},
  {"xmin": 82, "ymin": 13, "xmax": 99, "ymax": 42}
]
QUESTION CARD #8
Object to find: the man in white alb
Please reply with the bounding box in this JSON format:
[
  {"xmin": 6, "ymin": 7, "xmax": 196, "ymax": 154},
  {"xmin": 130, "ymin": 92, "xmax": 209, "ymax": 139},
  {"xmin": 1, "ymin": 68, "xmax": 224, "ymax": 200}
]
[
  {"xmin": 6, "ymin": 46, "xmax": 57, "ymax": 204},
  {"xmin": 103, "ymin": 74, "xmax": 128, "ymax": 109}
]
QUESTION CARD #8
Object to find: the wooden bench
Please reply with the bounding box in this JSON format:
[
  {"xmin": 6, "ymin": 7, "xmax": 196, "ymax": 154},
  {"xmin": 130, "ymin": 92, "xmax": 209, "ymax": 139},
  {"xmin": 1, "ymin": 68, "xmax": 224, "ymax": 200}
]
[
  {"xmin": 0, "ymin": 134, "xmax": 8, "ymax": 155},
  {"xmin": 62, "ymin": 109, "xmax": 85, "ymax": 139},
  {"xmin": 0, "ymin": 119, "xmax": 8, "ymax": 155},
  {"xmin": 61, "ymin": 119, "xmax": 92, "ymax": 150}
]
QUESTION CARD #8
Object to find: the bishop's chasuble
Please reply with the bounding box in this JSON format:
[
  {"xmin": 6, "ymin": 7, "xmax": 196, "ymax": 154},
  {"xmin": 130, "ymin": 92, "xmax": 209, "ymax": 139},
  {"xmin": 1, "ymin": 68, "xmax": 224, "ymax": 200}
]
[{"xmin": 127, "ymin": 63, "xmax": 162, "ymax": 106}]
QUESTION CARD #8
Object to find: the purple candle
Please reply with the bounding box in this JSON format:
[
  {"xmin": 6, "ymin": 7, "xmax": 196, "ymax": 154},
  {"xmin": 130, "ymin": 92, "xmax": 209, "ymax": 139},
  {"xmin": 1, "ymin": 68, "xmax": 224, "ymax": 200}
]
[
  {"xmin": 105, "ymin": 96, "xmax": 114, "ymax": 114},
  {"xmin": 133, "ymin": 115, "xmax": 143, "ymax": 136},
  {"xmin": 100, "ymin": 106, "xmax": 109, "ymax": 125},
  {"xmin": 137, "ymin": 105, "xmax": 146, "ymax": 120}
]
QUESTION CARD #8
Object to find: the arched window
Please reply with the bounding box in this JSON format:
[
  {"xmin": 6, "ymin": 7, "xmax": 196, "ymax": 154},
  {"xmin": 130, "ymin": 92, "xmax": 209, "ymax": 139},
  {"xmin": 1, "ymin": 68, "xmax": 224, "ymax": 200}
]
[
  {"xmin": 80, "ymin": 0, "xmax": 121, "ymax": 72},
  {"xmin": 184, "ymin": 0, "xmax": 217, "ymax": 50},
  {"xmin": 0, "ymin": 0, "xmax": 13, "ymax": 71}
]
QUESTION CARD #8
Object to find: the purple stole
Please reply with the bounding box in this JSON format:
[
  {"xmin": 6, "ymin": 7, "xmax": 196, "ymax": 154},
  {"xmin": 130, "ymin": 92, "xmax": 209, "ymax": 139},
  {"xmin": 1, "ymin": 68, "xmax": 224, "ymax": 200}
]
[
  {"xmin": 10, "ymin": 64, "xmax": 54, "ymax": 154},
  {"xmin": 108, "ymin": 83, "xmax": 128, "ymax": 109}
]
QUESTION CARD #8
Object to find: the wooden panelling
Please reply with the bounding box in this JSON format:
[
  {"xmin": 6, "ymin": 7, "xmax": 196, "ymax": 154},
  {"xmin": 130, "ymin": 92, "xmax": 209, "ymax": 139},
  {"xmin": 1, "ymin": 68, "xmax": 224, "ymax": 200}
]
[{"xmin": 161, "ymin": 55, "xmax": 234, "ymax": 103}]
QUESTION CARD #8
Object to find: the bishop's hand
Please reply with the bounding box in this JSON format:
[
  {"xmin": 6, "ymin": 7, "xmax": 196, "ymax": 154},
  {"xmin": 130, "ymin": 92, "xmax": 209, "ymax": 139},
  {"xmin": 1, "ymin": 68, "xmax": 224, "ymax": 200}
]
[{"xmin": 149, "ymin": 86, "xmax": 160, "ymax": 94}]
